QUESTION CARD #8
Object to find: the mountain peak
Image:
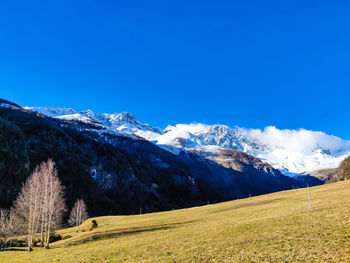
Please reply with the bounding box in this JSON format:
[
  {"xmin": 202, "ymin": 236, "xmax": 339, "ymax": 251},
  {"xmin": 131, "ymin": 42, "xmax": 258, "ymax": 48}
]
[{"xmin": 110, "ymin": 112, "xmax": 139, "ymax": 125}]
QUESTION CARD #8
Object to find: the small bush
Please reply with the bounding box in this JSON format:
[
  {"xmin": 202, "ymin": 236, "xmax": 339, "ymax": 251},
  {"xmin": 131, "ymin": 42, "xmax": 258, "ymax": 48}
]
[
  {"xmin": 49, "ymin": 232, "xmax": 62, "ymax": 243},
  {"xmin": 10, "ymin": 239, "xmax": 27, "ymax": 247},
  {"xmin": 90, "ymin": 220, "xmax": 98, "ymax": 230}
]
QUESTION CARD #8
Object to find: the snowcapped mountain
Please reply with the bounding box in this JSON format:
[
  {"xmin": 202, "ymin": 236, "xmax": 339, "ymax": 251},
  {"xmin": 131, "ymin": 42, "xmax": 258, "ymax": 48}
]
[
  {"xmin": 24, "ymin": 107, "xmax": 163, "ymax": 136},
  {"xmin": 24, "ymin": 107, "xmax": 350, "ymax": 176},
  {"xmin": 152, "ymin": 124, "xmax": 350, "ymax": 175}
]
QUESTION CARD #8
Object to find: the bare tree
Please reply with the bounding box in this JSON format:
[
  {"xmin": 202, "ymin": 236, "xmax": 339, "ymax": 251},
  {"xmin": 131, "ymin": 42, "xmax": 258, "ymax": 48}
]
[
  {"xmin": 0, "ymin": 209, "xmax": 6, "ymax": 249},
  {"xmin": 0, "ymin": 209, "xmax": 16, "ymax": 251},
  {"xmin": 38, "ymin": 160, "xmax": 66, "ymax": 248},
  {"xmin": 6, "ymin": 209, "xmax": 16, "ymax": 251},
  {"xmin": 0, "ymin": 209, "xmax": 8, "ymax": 250},
  {"xmin": 68, "ymin": 199, "xmax": 88, "ymax": 229},
  {"xmin": 14, "ymin": 166, "xmax": 43, "ymax": 252},
  {"xmin": 13, "ymin": 159, "xmax": 66, "ymax": 251},
  {"xmin": 0, "ymin": 209, "xmax": 9, "ymax": 250}
]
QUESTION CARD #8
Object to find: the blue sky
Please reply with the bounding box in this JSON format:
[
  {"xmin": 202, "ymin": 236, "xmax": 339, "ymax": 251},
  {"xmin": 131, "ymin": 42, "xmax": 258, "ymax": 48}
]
[{"xmin": 1, "ymin": 1, "xmax": 350, "ymax": 139}]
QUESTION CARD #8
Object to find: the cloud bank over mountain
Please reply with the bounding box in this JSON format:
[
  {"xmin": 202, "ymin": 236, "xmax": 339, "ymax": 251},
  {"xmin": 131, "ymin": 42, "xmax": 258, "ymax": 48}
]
[{"xmin": 238, "ymin": 126, "xmax": 350, "ymax": 156}]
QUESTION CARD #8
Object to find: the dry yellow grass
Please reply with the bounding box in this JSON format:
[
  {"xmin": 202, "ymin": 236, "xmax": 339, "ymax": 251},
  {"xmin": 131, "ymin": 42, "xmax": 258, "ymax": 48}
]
[{"xmin": 1, "ymin": 180, "xmax": 350, "ymax": 262}]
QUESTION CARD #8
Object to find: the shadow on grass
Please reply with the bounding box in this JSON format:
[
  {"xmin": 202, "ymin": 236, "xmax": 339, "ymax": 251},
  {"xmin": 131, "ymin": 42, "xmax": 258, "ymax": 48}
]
[
  {"xmin": 209, "ymin": 198, "xmax": 288, "ymax": 214},
  {"xmin": 0, "ymin": 248, "xmax": 27, "ymax": 252},
  {"xmin": 64, "ymin": 220, "xmax": 197, "ymax": 247}
]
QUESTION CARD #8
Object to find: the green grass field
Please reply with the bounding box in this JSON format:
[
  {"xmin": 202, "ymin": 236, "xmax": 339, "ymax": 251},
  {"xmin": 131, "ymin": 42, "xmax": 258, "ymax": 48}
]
[{"xmin": 1, "ymin": 180, "xmax": 350, "ymax": 262}]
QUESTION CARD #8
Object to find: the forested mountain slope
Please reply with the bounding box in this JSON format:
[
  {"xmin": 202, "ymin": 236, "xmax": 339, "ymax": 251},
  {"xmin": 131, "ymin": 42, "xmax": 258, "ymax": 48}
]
[{"xmin": 0, "ymin": 103, "xmax": 321, "ymax": 216}]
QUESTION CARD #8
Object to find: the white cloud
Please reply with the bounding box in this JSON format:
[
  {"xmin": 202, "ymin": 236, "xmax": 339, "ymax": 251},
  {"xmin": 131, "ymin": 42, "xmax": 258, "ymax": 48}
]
[
  {"xmin": 158, "ymin": 123, "xmax": 209, "ymax": 145},
  {"xmin": 238, "ymin": 126, "xmax": 350, "ymax": 156},
  {"xmin": 164, "ymin": 123, "xmax": 209, "ymax": 134}
]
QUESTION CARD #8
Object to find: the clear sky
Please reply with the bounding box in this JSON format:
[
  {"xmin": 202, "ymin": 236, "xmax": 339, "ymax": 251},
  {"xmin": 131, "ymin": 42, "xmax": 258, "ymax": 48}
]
[{"xmin": 1, "ymin": 1, "xmax": 350, "ymax": 139}]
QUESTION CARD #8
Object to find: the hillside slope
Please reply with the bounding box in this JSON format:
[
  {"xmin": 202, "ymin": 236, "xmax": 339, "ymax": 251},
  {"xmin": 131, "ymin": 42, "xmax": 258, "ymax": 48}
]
[
  {"xmin": 1, "ymin": 105, "xmax": 312, "ymax": 216},
  {"xmin": 1, "ymin": 181, "xmax": 349, "ymax": 262},
  {"xmin": 306, "ymin": 168, "xmax": 337, "ymax": 182},
  {"xmin": 0, "ymin": 107, "xmax": 200, "ymax": 215},
  {"xmin": 334, "ymin": 155, "xmax": 350, "ymax": 181},
  {"xmin": 307, "ymin": 155, "xmax": 350, "ymax": 183}
]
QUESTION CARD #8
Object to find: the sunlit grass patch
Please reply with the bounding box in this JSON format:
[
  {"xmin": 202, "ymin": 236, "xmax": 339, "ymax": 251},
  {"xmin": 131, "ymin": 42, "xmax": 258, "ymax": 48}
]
[{"xmin": 1, "ymin": 180, "xmax": 350, "ymax": 262}]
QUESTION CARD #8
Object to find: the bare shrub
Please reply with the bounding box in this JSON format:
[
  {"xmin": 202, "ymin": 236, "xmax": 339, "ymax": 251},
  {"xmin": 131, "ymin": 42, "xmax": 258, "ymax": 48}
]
[{"xmin": 68, "ymin": 199, "xmax": 89, "ymax": 229}]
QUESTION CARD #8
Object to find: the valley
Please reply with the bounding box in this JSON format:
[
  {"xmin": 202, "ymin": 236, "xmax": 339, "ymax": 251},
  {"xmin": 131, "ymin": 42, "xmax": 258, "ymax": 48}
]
[{"xmin": 1, "ymin": 180, "xmax": 349, "ymax": 262}]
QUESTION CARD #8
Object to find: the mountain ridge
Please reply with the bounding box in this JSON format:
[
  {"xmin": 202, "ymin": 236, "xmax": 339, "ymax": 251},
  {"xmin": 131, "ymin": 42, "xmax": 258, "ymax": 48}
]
[{"xmin": 25, "ymin": 106, "xmax": 350, "ymax": 176}]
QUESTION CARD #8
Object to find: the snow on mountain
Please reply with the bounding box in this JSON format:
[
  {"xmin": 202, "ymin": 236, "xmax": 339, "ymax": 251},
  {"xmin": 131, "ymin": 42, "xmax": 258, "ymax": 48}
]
[
  {"xmin": 25, "ymin": 107, "xmax": 163, "ymax": 136},
  {"xmin": 55, "ymin": 113, "xmax": 99, "ymax": 125},
  {"xmin": 0, "ymin": 98, "xmax": 21, "ymax": 109},
  {"xmin": 24, "ymin": 107, "xmax": 79, "ymax": 117},
  {"xmin": 155, "ymin": 123, "xmax": 350, "ymax": 175},
  {"xmin": 238, "ymin": 126, "xmax": 350, "ymax": 174},
  {"xmin": 24, "ymin": 106, "xmax": 350, "ymax": 176}
]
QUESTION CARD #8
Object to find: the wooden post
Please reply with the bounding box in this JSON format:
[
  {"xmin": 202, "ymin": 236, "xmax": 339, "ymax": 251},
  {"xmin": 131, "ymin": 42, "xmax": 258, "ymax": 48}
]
[{"xmin": 307, "ymin": 184, "xmax": 312, "ymax": 212}]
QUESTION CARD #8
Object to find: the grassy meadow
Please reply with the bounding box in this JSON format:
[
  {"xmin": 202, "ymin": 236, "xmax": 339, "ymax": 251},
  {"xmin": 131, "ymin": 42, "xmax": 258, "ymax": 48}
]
[{"xmin": 1, "ymin": 180, "xmax": 350, "ymax": 262}]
